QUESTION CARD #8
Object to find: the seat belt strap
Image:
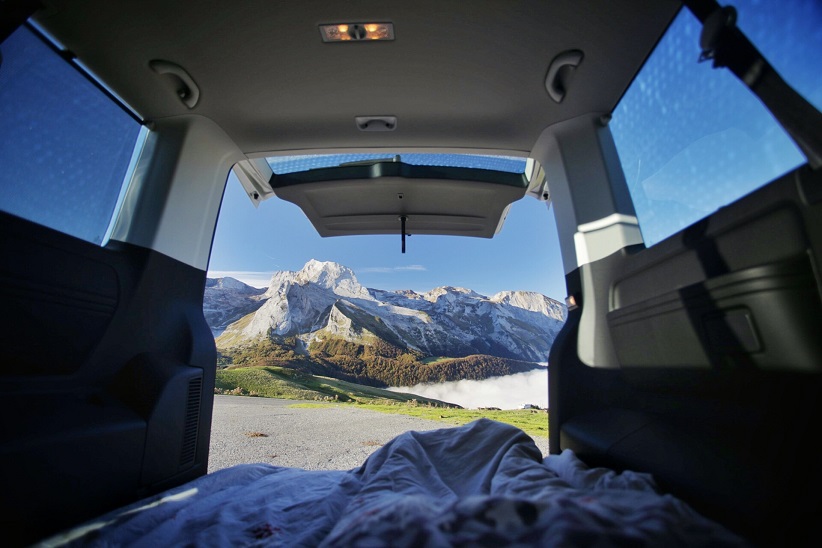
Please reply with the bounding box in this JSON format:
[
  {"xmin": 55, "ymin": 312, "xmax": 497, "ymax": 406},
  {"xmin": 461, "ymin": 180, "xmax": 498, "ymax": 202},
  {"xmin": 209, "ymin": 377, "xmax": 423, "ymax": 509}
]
[{"xmin": 681, "ymin": 0, "xmax": 822, "ymax": 169}]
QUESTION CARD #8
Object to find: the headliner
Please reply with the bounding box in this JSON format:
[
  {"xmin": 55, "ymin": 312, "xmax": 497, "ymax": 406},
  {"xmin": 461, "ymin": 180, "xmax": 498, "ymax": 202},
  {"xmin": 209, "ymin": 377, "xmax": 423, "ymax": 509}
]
[{"xmin": 33, "ymin": 0, "xmax": 680, "ymax": 157}]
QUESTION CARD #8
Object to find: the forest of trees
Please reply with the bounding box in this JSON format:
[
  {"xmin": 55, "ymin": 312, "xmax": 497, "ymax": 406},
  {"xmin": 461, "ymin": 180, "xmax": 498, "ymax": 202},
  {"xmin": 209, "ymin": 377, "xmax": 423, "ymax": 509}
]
[{"xmin": 218, "ymin": 335, "xmax": 540, "ymax": 388}]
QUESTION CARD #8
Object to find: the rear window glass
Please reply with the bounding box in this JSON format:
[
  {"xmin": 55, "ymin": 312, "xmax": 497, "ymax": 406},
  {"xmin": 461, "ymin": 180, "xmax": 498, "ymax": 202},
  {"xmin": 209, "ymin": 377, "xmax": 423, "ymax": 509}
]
[
  {"xmin": 611, "ymin": 0, "xmax": 821, "ymax": 247},
  {"xmin": 267, "ymin": 153, "xmax": 527, "ymax": 175},
  {"xmin": 0, "ymin": 25, "xmax": 144, "ymax": 245}
]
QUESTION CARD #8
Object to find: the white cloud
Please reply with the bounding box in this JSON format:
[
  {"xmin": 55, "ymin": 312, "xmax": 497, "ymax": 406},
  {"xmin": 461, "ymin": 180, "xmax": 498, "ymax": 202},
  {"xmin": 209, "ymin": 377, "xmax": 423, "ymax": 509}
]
[
  {"xmin": 389, "ymin": 368, "xmax": 548, "ymax": 410},
  {"xmin": 207, "ymin": 270, "xmax": 274, "ymax": 288},
  {"xmin": 358, "ymin": 265, "xmax": 427, "ymax": 274}
]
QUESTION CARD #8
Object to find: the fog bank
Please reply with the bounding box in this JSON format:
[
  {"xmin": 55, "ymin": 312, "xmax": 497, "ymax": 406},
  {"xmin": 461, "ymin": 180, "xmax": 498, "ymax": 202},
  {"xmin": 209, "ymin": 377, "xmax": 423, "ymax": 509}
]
[{"xmin": 388, "ymin": 367, "xmax": 548, "ymax": 410}]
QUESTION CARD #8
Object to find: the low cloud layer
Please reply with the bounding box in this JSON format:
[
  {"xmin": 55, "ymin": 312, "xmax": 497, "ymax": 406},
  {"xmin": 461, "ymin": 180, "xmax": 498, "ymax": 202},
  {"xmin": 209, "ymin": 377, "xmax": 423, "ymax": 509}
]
[{"xmin": 389, "ymin": 368, "xmax": 548, "ymax": 410}]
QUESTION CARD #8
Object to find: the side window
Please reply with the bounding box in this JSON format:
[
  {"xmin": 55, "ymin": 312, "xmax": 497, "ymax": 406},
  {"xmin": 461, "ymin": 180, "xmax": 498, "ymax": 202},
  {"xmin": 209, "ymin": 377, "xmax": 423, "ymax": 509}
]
[
  {"xmin": 0, "ymin": 25, "xmax": 144, "ymax": 245},
  {"xmin": 610, "ymin": 0, "xmax": 821, "ymax": 247}
]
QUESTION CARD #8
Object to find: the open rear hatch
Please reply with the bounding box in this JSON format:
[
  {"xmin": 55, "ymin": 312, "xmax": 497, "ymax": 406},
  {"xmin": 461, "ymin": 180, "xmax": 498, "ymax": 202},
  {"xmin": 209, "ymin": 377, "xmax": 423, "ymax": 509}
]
[{"xmin": 233, "ymin": 153, "xmax": 548, "ymax": 250}]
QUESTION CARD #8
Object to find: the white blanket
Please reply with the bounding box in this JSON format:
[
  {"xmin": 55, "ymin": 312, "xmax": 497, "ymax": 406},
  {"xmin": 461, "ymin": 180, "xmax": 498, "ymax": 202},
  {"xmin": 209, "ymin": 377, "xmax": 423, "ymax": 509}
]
[{"xmin": 43, "ymin": 419, "xmax": 746, "ymax": 546}]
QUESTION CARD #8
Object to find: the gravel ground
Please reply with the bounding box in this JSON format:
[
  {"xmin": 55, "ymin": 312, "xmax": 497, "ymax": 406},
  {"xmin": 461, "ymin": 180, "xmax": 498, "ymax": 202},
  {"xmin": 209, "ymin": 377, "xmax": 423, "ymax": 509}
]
[{"xmin": 208, "ymin": 395, "xmax": 549, "ymax": 473}]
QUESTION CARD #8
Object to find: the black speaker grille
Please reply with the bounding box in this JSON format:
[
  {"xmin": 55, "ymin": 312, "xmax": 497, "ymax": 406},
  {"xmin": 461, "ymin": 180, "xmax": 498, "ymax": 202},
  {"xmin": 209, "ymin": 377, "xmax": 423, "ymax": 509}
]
[{"xmin": 180, "ymin": 376, "xmax": 202, "ymax": 466}]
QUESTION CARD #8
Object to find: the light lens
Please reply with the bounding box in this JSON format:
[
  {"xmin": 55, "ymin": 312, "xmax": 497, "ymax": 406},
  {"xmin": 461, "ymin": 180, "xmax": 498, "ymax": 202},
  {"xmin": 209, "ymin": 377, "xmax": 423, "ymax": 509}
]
[{"xmin": 320, "ymin": 22, "xmax": 394, "ymax": 42}]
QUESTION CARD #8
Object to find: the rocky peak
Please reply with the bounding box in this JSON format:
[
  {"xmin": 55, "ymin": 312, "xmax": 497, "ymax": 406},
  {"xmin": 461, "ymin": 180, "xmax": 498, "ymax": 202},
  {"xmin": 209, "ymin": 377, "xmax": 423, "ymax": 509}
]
[
  {"xmin": 263, "ymin": 260, "xmax": 371, "ymax": 301},
  {"xmin": 490, "ymin": 290, "xmax": 566, "ymax": 321},
  {"xmin": 423, "ymin": 286, "xmax": 483, "ymax": 303},
  {"xmin": 206, "ymin": 277, "xmax": 258, "ymax": 292},
  {"xmin": 297, "ymin": 260, "xmax": 355, "ymax": 288},
  {"xmin": 393, "ymin": 289, "xmax": 422, "ymax": 299}
]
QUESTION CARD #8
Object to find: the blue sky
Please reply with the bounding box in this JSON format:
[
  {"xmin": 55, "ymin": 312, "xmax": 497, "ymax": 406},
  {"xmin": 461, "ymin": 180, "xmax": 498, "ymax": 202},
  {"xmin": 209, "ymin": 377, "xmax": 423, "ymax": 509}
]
[{"xmin": 208, "ymin": 171, "xmax": 568, "ymax": 300}]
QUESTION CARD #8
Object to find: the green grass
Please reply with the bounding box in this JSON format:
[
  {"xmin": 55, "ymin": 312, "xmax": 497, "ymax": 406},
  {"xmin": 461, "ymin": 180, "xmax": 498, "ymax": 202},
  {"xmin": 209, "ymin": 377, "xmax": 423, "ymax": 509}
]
[
  {"xmin": 291, "ymin": 402, "xmax": 549, "ymax": 439},
  {"xmin": 216, "ymin": 365, "xmax": 549, "ymax": 438},
  {"xmin": 214, "ymin": 312, "xmax": 255, "ymax": 348},
  {"xmin": 215, "ymin": 365, "xmax": 457, "ymax": 406},
  {"xmin": 419, "ymin": 356, "xmax": 450, "ymax": 365}
]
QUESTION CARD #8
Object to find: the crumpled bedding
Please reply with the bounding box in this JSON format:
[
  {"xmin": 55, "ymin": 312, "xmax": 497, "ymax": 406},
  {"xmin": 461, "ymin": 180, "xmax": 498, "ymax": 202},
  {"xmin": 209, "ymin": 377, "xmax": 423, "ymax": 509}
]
[{"xmin": 43, "ymin": 418, "xmax": 747, "ymax": 547}]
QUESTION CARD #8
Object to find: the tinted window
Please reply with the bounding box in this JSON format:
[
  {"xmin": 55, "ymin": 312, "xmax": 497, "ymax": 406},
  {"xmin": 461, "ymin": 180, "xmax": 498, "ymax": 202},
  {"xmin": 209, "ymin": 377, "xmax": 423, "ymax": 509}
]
[
  {"xmin": 0, "ymin": 26, "xmax": 143, "ymax": 244},
  {"xmin": 611, "ymin": 0, "xmax": 821, "ymax": 246},
  {"xmin": 267, "ymin": 153, "xmax": 527, "ymax": 174}
]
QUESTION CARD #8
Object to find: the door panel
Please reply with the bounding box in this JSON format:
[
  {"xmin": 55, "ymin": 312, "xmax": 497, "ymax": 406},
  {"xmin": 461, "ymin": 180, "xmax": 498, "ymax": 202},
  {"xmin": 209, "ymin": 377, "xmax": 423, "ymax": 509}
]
[
  {"xmin": 0, "ymin": 212, "xmax": 216, "ymax": 545},
  {"xmin": 0, "ymin": 217, "xmax": 119, "ymax": 375},
  {"xmin": 550, "ymin": 165, "xmax": 822, "ymax": 544}
]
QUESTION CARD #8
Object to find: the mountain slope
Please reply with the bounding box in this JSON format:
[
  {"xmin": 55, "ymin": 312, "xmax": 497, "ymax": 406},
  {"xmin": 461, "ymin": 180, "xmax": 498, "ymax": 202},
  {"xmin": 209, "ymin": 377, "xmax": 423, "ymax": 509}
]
[{"xmin": 203, "ymin": 277, "xmax": 266, "ymax": 336}]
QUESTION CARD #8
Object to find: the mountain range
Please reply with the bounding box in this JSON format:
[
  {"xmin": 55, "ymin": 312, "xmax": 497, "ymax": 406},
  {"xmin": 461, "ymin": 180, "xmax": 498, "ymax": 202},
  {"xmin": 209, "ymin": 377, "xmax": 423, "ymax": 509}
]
[{"xmin": 205, "ymin": 260, "xmax": 566, "ymax": 386}]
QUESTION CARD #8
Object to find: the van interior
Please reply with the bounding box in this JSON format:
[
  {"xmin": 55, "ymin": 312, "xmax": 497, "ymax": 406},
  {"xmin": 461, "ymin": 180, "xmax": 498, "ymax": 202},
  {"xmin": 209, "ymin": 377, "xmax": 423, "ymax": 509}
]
[{"xmin": 1, "ymin": 0, "xmax": 820, "ymax": 545}]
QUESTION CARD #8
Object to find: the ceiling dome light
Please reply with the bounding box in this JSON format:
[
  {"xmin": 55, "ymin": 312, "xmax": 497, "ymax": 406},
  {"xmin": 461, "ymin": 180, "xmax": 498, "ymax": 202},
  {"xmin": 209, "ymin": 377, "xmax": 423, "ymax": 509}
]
[{"xmin": 320, "ymin": 22, "xmax": 394, "ymax": 42}]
